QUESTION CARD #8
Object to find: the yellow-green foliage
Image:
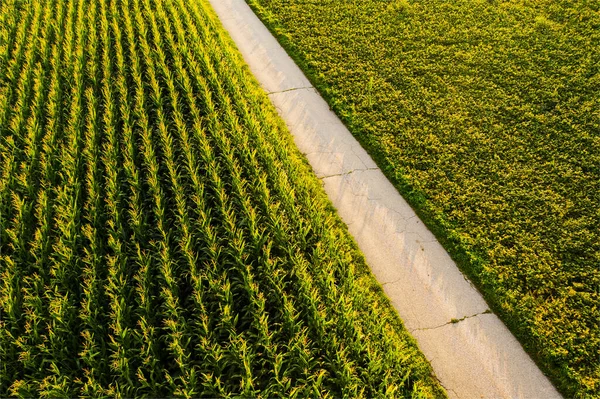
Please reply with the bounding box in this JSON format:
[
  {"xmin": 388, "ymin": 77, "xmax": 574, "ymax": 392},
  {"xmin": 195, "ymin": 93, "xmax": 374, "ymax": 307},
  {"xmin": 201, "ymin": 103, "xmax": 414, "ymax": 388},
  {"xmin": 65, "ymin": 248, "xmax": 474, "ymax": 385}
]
[
  {"xmin": 0, "ymin": 0, "xmax": 445, "ymax": 397},
  {"xmin": 247, "ymin": 0, "xmax": 600, "ymax": 396}
]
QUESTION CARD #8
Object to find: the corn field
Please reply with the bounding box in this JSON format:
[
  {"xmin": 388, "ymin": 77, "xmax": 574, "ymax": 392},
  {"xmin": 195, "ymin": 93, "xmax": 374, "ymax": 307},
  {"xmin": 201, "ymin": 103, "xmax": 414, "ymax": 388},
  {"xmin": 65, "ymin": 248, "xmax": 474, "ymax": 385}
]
[{"xmin": 0, "ymin": 0, "xmax": 443, "ymax": 397}]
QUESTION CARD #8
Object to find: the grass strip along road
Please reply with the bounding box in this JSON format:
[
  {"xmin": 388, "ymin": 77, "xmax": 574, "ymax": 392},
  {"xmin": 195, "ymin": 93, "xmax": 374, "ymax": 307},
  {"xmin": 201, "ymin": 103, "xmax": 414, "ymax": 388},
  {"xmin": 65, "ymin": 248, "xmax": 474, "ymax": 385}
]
[
  {"xmin": 246, "ymin": 0, "xmax": 600, "ymax": 397},
  {"xmin": 0, "ymin": 0, "xmax": 444, "ymax": 396}
]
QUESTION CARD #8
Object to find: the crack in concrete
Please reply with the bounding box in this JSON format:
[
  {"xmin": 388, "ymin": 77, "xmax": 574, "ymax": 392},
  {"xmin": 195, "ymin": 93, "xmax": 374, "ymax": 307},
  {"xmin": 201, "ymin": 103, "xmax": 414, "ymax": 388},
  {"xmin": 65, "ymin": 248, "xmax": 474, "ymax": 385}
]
[
  {"xmin": 371, "ymin": 206, "xmax": 436, "ymax": 246},
  {"xmin": 384, "ymin": 208, "xmax": 419, "ymax": 232},
  {"xmin": 409, "ymin": 310, "xmax": 491, "ymax": 333},
  {"xmin": 349, "ymin": 145, "xmax": 369, "ymax": 169},
  {"xmin": 381, "ymin": 277, "xmax": 403, "ymax": 287},
  {"xmin": 319, "ymin": 167, "xmax": 379, "ymax": 180},
  {"xmin": 266, "ymin": 86, "xmax": 313, "ymax": 95}
]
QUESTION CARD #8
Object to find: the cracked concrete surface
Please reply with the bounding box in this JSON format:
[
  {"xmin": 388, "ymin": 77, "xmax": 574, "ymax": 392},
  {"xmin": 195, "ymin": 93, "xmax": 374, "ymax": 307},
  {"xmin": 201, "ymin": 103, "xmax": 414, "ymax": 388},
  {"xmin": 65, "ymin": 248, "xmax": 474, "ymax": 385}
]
[
  {"xmin": 319, "ymin": 167, "xmax": 379, "ymax": 180},
  {"xmin": 409, "ymin": 310, "xmax": 490, "ymax": 333},
  {"xmin": 266, "ymin": 86, "xmax": 313, "ymax": 95},
  {"xmin": 207, "ymin": 0, "xmax": 562, "ymax": 398}
]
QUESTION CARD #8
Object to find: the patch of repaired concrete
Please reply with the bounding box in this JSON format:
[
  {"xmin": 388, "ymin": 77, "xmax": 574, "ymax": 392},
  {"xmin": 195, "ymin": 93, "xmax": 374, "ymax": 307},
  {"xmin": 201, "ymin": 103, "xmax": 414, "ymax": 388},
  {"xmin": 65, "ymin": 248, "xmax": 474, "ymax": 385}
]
[{"xmin": 206, "ymin": 0, "xmax": 562, "ymax": 398}]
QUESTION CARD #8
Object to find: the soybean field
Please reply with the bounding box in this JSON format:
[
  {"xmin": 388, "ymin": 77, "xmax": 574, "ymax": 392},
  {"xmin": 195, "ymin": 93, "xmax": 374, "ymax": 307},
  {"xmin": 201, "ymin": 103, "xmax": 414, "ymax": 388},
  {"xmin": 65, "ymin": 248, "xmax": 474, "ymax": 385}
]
[{"xmin": 0, "ymin": 0, "xmax": 444, "ymax": 397}]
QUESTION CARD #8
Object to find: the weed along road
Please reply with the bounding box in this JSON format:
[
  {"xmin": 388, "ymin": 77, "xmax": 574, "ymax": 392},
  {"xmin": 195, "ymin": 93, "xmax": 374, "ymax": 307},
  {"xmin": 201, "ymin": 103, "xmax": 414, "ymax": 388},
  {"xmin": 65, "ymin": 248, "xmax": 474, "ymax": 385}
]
[{"xmin": 207, "ymin": 0, "xmax": 564, "ymax": 398}]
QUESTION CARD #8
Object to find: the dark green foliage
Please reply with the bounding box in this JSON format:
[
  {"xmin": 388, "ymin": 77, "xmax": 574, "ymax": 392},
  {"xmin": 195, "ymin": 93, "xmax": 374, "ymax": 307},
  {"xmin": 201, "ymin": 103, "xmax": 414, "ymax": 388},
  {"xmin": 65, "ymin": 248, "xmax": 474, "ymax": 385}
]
[
  {"xmin": 246, "ymin": 0, "xmax": 600, "ymax": 396},
  {"xmin": 0, "ymin": 0, "xmax": 444, "ymax": 397}
]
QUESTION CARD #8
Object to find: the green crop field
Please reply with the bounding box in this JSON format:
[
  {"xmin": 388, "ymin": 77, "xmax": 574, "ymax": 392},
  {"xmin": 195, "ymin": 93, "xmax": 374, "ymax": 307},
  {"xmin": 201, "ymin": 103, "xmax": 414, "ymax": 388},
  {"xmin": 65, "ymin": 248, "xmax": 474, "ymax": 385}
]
[
  {"xmin": 0, "ymin": 0, "xmax": 445, "ymax": 397},
  {"xmin": 247, "ymin": 0, "xmax": 600, "ymax": 397}
]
